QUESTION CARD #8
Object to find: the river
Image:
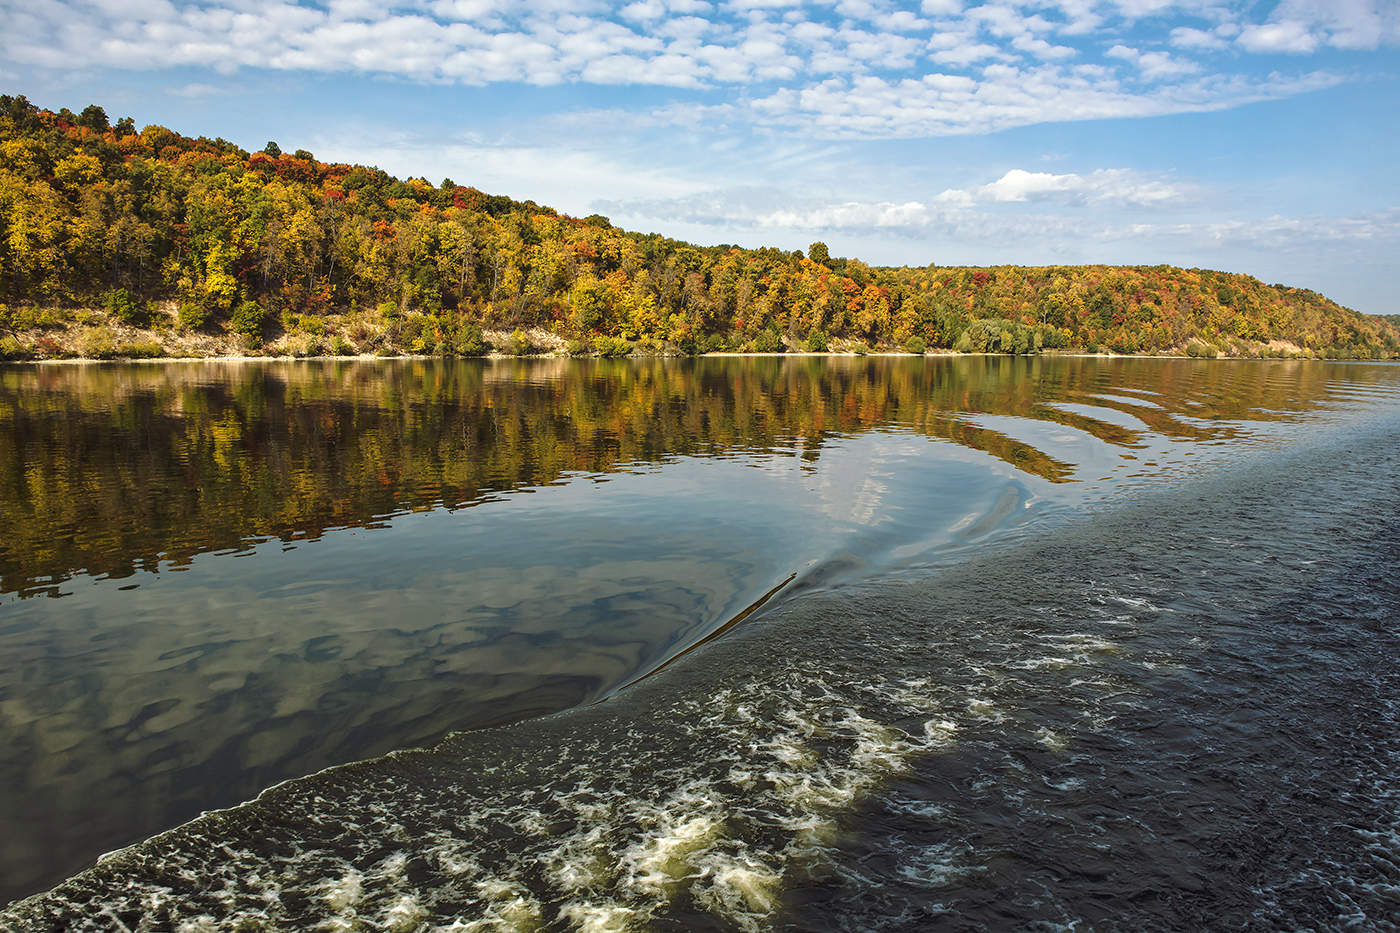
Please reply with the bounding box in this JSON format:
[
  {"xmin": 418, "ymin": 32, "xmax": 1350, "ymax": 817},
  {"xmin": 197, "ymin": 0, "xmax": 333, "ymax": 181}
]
[{"xmin": 1, "ymin": 356, "xmax": 1397, "ymax": 929}]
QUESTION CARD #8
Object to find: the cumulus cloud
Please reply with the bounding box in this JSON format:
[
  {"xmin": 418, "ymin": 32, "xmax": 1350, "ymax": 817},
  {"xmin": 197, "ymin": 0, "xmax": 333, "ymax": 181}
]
[
  {"xmin": 1106, "ymin": 44, "xmax": 1200, "ymax": 79},
  {"xmin": 935, "ymin": 168, "xmax": 1192, "ymax": 207},
  {"xmin": 1236, "ymin": 21, "xmax": 1320, "ymax": 54},
  {"xmin": 1169, "ymin": 26, "xmax": 1229, "ymax": 51},
  {"xmin": 1267, "ymin": 0, "xmax": 1400, "ymax": 51}
]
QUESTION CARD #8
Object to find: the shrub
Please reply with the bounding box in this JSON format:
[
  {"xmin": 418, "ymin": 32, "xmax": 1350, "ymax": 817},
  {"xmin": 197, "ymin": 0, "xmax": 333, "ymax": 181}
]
[
  {"xmin": 0, "ymin": 336, "xmax": 33, "ymax": 360},
  {"xmin": 330, "ymin": 336, "xmax": 356, "ymax": 356},
  {"xmin": 230, "ymin": 300, "xmax": 268, "ymax": 338},
  {"xmin": 564, "ymin": 339, "xmax": 587, "ymax": 357},
  {"xmin": 288, "ymin": 313, "xmax": 327, "ymax": 336},
  {"xmin": 392, "ymin": 314, "xmax": 433, "ymax": 353},
  {"xmin": 904, "ymin": 335, "xmax": 926, "ymax": 354},
  {"xmin": 117, "ymin": 340, "xmax": 163, "ymax": 359},
  {"xmin": 804, "ymin": 329, "xmax": 829, "ymax": 352},
  {"xmin": 509, "ymin": 328, "xmax": 533, "ymax": 355},
  {"xmin": 849, "ymin": 341, "xmax": 869, "ymax": 355},
  {"xmin": 593, "ymin": 336, "xmax": 634, "ymax": 358},
  {"xmin": 78, "ymin": 325, "xmax": 118, "ymax": 359},
  {"xmin": 451, "ymin": 322, "xmax": 485, "ymax": 356},
  {"xmin": 102, "ymin": 288, "xmax": 146, "ymax": 325},
  {"xmin": 750, "ymin": 329, "xmax": 785, "ymax": 353},
  {"xmin": 284, "ymin": 333, "xmax": 325, "ymax": 358},
  {"xmin": 177, "ymin": 302, "xmax": 210, "ymax": 331},
  {"xmin": 32, "ymin": 336, "xmax": 67, "ymax": 358},
  {"xmin": 12, "ymin": 306, "xmax": 63, "ymax": 329}
]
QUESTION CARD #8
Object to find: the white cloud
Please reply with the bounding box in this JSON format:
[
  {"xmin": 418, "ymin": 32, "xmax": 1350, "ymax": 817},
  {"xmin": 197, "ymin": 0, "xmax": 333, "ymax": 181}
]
[
  {"xmin": 170, "ymin": 82, "xmax": 222, "ymax": 97},
  {"xmin": 1012, "ymin": 35, "xmax": 1078, "ymax": 60},
  {"xmin": 1236, "ymin": 21, "xmax": 1320, "ymax": 54},
  {"xmin": 937, "ymin": 167, "xmax": 1192, "ymax": 206},
  {"xmin": 729, "ymin": 66, "xmax": 1342, "ymax": 138},
  {"xmin": 920, "ymin": 0, "xmax": 964, "ymax": 16},
  {"xmin": 0, "ymin": 0, "xmax": 1386, "ymax": 143},
  {"xmin": 1169, "ymin": 27, "xmax": 1227, "ymax": 51},
  {"xmin": 1148, "ymin": 208, "xmax": 1400, "ymax": 249},
  {"xmin": 1277, "ymin": 0, "xmax": 1394, "ymax": 47},
  {"xmin": 1107, "ymin": 44, "xmax": 1199, "ymax": 79}
]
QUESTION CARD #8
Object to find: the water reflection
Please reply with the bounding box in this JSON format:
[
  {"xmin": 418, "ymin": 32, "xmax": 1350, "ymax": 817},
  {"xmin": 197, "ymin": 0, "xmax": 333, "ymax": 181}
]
[
  {"xmin": 0, "ymin": 355, "xmax": 1395, "ymax": 904},
  {"xmin": 1, "ymin": 355, "xmax": 1369, "ymax": 599}
]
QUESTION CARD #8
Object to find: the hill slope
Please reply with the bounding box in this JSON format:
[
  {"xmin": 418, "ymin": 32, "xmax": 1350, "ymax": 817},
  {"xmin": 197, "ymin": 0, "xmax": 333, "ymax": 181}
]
[{"xmin": 2, "ymin": 94, "xmax": 1397, "ymax": 360}]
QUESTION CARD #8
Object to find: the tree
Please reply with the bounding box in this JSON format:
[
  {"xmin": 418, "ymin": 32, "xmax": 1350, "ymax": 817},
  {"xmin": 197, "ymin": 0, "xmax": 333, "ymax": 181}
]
[
  {"xmin": 77, "ymin": 105, "xmax": 109, "ymax": 132},
  {"xmin": 808, "ymin": 242, "xmax": 830, "ymax": 267},
  {"xmin": 231, "ymin": 300, "xmax": 268, "ymax": 338}
]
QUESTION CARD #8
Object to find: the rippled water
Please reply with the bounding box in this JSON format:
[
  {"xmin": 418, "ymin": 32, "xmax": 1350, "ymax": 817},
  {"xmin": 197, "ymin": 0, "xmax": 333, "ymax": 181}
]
[{"xmin": 2, "ymin": 356, "xmax": 1398, "ymax": 928}]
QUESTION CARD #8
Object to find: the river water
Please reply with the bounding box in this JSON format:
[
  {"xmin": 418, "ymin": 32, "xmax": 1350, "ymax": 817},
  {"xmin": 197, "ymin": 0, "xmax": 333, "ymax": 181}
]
[{"xmin": 1, "ymin": 356, "xmax": 1398, "ymax": 929}]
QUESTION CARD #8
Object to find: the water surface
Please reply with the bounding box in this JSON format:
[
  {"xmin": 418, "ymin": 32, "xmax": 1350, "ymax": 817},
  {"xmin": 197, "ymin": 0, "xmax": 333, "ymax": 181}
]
[{"xmin": 2, "ymin": 356, "xmax": 1398, "ymax": 927}]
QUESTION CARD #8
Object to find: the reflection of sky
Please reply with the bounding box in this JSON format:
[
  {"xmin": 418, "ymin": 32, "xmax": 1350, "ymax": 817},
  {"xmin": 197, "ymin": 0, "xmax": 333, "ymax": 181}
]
[{"xmin": 0, "ymin": 427, "xmax": 1033, "ymax": 900}]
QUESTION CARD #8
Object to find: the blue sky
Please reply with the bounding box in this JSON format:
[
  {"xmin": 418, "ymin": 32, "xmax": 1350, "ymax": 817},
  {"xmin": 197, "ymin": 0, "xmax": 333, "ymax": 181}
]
[{"xmin": 3, "ymin": 0, "xmax": 1397, "ymax": 313}]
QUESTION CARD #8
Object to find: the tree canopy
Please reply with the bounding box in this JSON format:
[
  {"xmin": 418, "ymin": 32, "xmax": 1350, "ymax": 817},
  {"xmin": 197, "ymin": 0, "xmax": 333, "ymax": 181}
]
[{"xmin": 2, "ymin": 94, "xmax": 1397, "ymax": 360}]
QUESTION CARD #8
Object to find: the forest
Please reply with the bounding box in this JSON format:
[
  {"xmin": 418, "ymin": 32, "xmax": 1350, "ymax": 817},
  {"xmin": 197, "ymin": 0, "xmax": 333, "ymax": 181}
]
[{"xmin": 2, "ymin": 94, "xmax": 1398, "ymax": 361}]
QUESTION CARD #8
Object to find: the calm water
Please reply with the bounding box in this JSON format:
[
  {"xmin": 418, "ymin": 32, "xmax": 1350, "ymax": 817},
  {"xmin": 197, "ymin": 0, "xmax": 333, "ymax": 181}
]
[{"xmin": 2, "ymin": 356, "xmax": 1399, "ymax": 929}]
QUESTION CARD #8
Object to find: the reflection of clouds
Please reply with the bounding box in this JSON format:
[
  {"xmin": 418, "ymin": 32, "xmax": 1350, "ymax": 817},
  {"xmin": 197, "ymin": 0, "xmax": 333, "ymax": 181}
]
[
  {"xmin": 800, "ymin": 435, "xmax": 923, "ymax": 528},
  {"xmin": 0, "ymin": 497, "xmax": 774, "ymax": 899}
]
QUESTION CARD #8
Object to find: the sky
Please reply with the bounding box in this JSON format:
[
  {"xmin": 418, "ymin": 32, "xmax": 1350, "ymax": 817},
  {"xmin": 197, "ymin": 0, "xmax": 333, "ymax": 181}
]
[{"xmin": 3, "ymin": 0, "xmax": 1398, "ymax": 313}]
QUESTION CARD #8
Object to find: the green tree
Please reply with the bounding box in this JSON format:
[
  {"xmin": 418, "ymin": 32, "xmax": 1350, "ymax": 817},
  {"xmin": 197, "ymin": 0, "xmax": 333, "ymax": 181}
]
[{"xmin": 230, "ymin": 300, "xmax": 268, "ymax": 339}]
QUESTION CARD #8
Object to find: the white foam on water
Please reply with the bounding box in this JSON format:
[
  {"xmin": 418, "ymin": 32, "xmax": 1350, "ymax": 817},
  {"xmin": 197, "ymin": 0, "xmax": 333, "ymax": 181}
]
[
  {"xmin": 323, "ymin": 870, "xmax": 363, "ymax": 912},
  {"xmin": 619, "ymin": 804, "xmax": 723, "ymax": 896},
  {"xmin": 1035, "ymin": 728, "xmax": 1068, "ymax": 752},
  {"xmin": 896, "ymin": 841, "xmax": 979, "ymax": 889},
  {"xmin": 6, "ymin": 632, "xmax": 1144, "ymax": 932},
  {"xmin": 383, "ymin": 894, "xmax": 427, "ymax": 931},
  {"xmin": 965, "ymin": 697, "xmax": 1000, "ymax": 721},
  {"xmin": 558, "ymin": 901, "xmax": 636, "ymax": 932}
]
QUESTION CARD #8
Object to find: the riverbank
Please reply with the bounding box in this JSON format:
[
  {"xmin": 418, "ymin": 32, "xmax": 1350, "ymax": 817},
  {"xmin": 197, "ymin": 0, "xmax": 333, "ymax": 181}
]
[{"xmin": 0, "ymin": 314, "xmax": 1341, "ymax": 363}]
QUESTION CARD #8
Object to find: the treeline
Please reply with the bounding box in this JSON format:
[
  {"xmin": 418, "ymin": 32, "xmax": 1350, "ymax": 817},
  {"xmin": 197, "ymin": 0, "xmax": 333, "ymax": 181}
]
[{"xmin": 2, "ymin": 94, "xmax": 1397, "ymax": 360}]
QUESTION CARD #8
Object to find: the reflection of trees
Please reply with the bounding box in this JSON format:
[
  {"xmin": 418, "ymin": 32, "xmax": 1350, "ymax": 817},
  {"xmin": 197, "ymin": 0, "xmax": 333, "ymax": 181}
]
[{"xmin": 0, "ymin": 356, "xmax": 1364, "ymax": 596}]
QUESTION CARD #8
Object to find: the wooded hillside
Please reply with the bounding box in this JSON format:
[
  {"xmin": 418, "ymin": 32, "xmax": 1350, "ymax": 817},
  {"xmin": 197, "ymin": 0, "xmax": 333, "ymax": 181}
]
[{"xmin": 2, "ymin": 94, "xmax": 1396, "ymax": 360}]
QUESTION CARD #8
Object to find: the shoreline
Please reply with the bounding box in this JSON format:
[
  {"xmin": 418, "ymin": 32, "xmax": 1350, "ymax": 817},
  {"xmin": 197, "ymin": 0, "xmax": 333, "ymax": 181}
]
[{"xmin": 3, "ymin": 349, "xmax": 1376, "ymax": 365}]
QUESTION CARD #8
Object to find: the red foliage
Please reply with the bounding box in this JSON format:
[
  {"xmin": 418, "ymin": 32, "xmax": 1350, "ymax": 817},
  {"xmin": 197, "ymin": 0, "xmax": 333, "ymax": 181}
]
[
  {"xmin": 273, "ymin": 155, "xmax": 320, "ymax": 185},
  {"xmin": 453, "ymin": 187, "xmax": 485, "ymax": 211}
]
